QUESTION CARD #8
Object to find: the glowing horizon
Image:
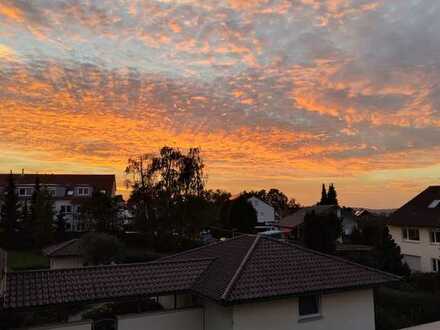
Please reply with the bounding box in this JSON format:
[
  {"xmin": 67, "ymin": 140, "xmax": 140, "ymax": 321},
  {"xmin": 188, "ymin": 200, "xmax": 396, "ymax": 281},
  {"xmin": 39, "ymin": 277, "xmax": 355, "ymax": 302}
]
[{"xmin": 1, "ymin": 0, "xmax": 440, "ymax": 208}]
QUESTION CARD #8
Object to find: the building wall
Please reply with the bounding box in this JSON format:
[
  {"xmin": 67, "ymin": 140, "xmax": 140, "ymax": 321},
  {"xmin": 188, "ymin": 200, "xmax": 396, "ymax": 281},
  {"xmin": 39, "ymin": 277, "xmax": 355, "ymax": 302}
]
[
  {"xmin": 25, "ymin": 320, "xmax": 91, "ymax": 330},
  {"xmin": 232, "ymin": 289, "xmax": 375, "ymax": 330},
  {"xmin": 389, "ymin": 225, "xmax": 440, "ymax": 273},
  {"xmin": 50, "ymin": 256, "xmax": 84, "ymax": 270},
  {"xmin": 117, "ymin": 307, "xmax": 203, "ymax": 330},
  {"xmin": 248, "ymin": 197, "xmax": 275, "ymax": 224},
  {"xmin": 202, "ymin": 299, "xmax": 233, "ymax": 330}
]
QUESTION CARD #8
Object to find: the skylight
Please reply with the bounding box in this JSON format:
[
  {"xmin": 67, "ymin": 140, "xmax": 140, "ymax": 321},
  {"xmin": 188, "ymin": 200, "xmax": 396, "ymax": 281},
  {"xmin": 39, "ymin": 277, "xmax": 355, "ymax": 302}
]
[{"xmin": 428, "ymin": 200, "xmax": 440, "ymax": 209}]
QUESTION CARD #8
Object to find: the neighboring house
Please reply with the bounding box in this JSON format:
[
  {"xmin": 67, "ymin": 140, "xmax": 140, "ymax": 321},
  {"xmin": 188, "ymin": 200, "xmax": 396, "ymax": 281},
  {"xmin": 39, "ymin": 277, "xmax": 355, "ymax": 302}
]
[
  {"xmin": 0, "ymin": 173, "xmax": 116, "ymax": 232},
  {"xmin": 279, "ymin": 205, "xmax": 341, "ymax": 239},
  {"xmin": 388, "ymin": 186, "xmax": 440, "ymax": 273},
  {"xmin": 231, "ymin": 195, "xmax": 276, "ymax": 230},
  {"xmin": 43, "ymin": 239, "xmax": 84, "ymax": 269},
  {"xmin": 0, "ymin": 235, "xmax": 397, "ymax": 330}
]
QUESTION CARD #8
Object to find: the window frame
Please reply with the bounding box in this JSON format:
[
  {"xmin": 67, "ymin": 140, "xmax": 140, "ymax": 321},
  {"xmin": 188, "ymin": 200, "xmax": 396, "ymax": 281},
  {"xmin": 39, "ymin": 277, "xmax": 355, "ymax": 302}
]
[
  {"xmin": 402, "ymin": 227, "xmax": 420, "ymax": 242},
  {"xmin": 432, "ymin": 258, "xmax": 440, "ymax": 272},
  {"xmin": 430, "ymin": 229, "xmax": 440, "ymax": 244},
  {"xmin": 77, "ymin": 187, "xmax": 90, "ymax": 196},
  {"xmin": 298, "ymin": 295, "xmax": 321, "ymax": 320}
]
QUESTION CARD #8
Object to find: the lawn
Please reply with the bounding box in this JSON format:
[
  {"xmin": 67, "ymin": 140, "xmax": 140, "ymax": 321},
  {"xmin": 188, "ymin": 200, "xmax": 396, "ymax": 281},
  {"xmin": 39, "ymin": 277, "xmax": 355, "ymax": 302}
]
[{"xmin": 7, "ymin": 250, "xmax": 49, "ymax": 271}]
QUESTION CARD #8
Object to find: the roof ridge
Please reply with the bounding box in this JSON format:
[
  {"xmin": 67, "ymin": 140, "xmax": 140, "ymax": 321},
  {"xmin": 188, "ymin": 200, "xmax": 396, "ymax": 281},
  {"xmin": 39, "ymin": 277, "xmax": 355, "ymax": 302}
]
[
  {"xmin": 44, "ymin": 239, "xmax": 79, "ymax": 256},
  {"xmin": 221, "ymin": 235, "xmax": 261, "ymax": 301},
  {"xmin": 260, "ymin": 236, "xmax": 400, "ymax": 281},
  {"xmin": 8, "ymin": 257, "xmax": 216, "ymax": 274},
  {"xmin": 159, "ymin": 235, "xmax": 255, "ymax": 261}
]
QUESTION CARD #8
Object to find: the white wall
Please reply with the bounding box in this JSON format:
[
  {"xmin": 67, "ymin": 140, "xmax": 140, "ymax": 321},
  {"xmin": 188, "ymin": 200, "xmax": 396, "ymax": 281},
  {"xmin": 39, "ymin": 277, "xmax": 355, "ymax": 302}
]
[
  {"xmin": 401, "ymin": 321, "xmax": 440, "ymax": 330},
  {"xmin": 232, "ymin": 289, "xmax": 375, "ymax": 330},
  {"xmin": 26, "ymin": 320, "xmax": 91, "ymax": 330},
  {"xmin": 50, "ymin": 257, "xmax": 84, "ymax": 270},
  {"xmin": 248, "ymin": 197, "xmax": 275, "ymax": 224},
  {"xmin": 117, "ymin": 307, "xmax": 203, "ymax": 330},
  {"xmin": 389, "ymin": 225, "xmax": 440, "ymax": 273},
  {"xmin": 203, "ymin": 299, "xmax": 233, "ymax": 330}
]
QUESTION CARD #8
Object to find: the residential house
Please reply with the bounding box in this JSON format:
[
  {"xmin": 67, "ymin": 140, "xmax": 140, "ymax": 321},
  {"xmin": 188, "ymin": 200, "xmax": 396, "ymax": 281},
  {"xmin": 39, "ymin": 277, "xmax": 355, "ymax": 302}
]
[
  {"xmin": 388, "ymin": 186, "xmax": 440, "ymax": 273},
  {"xmin": 0, "ymin": 173, "xmax": 116, "ymax": 232},
  {"xmin": 279, "ymin": 205, "xmax": 341, "ymax": 239},
  {"xmin": 0, "ymin": 235, "xmax": 397, "ymax": 330},
  {"xmin": 43, "ymin": 239, "xmax": 84, "ymax": 269}
]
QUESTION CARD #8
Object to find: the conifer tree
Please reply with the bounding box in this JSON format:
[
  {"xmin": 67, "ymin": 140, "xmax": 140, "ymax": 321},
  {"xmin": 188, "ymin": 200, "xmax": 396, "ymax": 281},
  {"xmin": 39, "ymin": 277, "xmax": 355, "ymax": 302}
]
[
  {"xmin": 30, "ymin": 176, "xmax": 54, "ymax": 247},
  {"xmin": 319, "ymin": 184, "xmax": 328, "ymax": 205},
  {"xmin": 327, "ymin": 183, "xmax": 338, "ymax": 205},
  {"xmin": 0, "ymin": 172, "xmax": 19, "ymax": 247}
]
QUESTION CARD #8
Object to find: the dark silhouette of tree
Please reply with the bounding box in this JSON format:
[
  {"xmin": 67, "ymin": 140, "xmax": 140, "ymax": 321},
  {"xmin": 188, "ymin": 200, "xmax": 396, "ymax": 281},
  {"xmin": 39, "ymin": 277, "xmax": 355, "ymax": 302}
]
[
  {"xmin": 227, "ymin": 196, "xmax": 257, "ymax": 234},
  {"xmin": 80, "ymin": 190, "xmax": 122, "ymax": 234},
  {"xmin": 54, "ymin": 210, "xmax": 67, "ymax": 242},
  {"xmin": 0, "ymin": 172, "xmax": 19, "ymax": 247},
  {"xmin": 30, "ymin": 176, "xmax": 54, "ymax": 248},
  {"xmin": 319, "ymin": 184, "xmax": 328, "ymax": 205},
  {"xmin": 327, "ymin": 183, "xmax": 338, "ymax": 205},
  {"xmin": 80, "ymin": 233, "xmax": 124, "ymax": 265},
  {"xmin": 125, "ymin": 147, "xmax": 207, "ymax": 241},
  {"xmin": 303, "ymin": 210, "xmax": 342, "ymax": 254}
]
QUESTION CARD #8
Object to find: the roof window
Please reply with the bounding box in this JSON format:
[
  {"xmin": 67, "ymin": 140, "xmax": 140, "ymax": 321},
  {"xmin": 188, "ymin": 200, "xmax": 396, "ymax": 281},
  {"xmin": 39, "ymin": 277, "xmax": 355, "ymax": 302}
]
[{"xmin": 428, "ymin": 200, "xmax": 440, "ymax": 208}]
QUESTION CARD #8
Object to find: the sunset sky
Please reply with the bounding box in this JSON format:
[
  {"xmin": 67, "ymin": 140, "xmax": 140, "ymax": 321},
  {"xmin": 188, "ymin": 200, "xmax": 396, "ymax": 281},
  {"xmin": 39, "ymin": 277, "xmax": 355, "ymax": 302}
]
[{"xmin": 1, "ymin": 0, "xmax": 439, "ymax": 208}]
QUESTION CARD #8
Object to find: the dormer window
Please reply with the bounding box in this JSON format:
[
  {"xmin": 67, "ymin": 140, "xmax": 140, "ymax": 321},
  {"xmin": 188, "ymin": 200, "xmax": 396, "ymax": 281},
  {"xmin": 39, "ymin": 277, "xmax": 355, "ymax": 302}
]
[
  {"xmin": 428, "ymin": 200, "xmax": 440, "ymax": 208},
  {"xmin": 66, "ymin": 188, "xmax": 74, "ymax": 197},
  {"xmin": 77, "ymin": 187, "xmax": 90, "ymax": 196}
]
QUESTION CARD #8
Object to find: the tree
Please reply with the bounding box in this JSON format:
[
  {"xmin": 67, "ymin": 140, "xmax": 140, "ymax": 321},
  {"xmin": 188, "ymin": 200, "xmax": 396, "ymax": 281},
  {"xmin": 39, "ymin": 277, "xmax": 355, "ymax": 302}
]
[
  {"xmin": 0, "ymin": 172, "xmax": 19, "ymax": 246},
  {"xmin": 125, "ymin": 146, "xmax": 207, "ymax": 239},
  {"xmin": 303, "ymin": 210, "xmax": 342, "ymax": 254},
  {"xmin": 54, "ymin": 210, "xmax": 67, "ymax": 242},
  {"xmin": 227, "ymin": 196, "xmax": 257, "ymax": 234},
  {"xmin": 319, "ymin": 184, "xmax": 328, "ymax": 205},
  {"xmin": 80, "ymin": 191, "xmax": 122, "ymax": 234},
  {"xmin": 327, "ymin": 183, "xmax": 338, "ymax": 205},
  {"xmin": 80, "ymin": 233, "xmax": 124, "ymax": 265},
  {"xmin": 30, "ymin": 177, "xmax": 55, "ymax": 248}
]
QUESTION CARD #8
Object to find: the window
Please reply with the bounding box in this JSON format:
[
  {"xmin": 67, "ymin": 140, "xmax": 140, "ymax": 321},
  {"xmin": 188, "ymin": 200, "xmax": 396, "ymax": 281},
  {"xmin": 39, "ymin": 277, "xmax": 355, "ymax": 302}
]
[
  {"xmin": 66, "ymin": 189, "xmax": 74, "ymax": 196},
  {"xmin": 402, "ymin": 227, "xmax": 420, "ymax": 241},
  {"xmin": 77, "ymin": 187, "xmax": 89, "ymax": 196},
  {"xmin": 428, "ymin": 200, "xmax": 440, "ymax": 208},
  {"xmin": 432, "ymin": 259, "xmax": 440, "ymax": 272},
  {"xmin": 47, "ymin": 188, "xmax": 56, "ymax": 196},
  {"xmin": 298, "ymin": 295, "xmax": 321, "ymax": 318},
  {"xmin": 18, "ymin": 187, "xmax": 33, "ymax": 197},
  {"xmin": 60, "ymin": 205, "xmax": 72, "ymax": 214},
  {"xmin": 430, "ymin": 230, "xmax": 440, "ymax": 244}
]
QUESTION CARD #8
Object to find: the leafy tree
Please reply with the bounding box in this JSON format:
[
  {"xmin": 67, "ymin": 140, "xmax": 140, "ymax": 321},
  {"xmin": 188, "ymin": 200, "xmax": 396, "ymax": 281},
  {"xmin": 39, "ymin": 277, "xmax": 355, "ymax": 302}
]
[
  {"xmin": 0, "ymin": 172, "xmax": 19, "ymax": 246},
  {"xmin": 80, "ymin": 233, "xmax": 124, "ymax": 265},
  {"xmin": 30, "ymin": 177, "xmax": 55, "ymax": 247},
  {"xmin": 327, "ymin": 183, "xmax": 338, "ymax": 205},
  {"xmin": 226, "ymin": 196, "xmax": 257, "ymax": 234},
  {"xmin": 125, "ymin": 146, "xmax": 207, "ymax": 239},
  {"xmin": 80, "ymin": 191, "xmax": 122, "ymax": 234},
  {"xmin": 319, "ymin": 184, "xmax": 328, "ymax": 205},
  {"xmin": 303, "ymin": 210, "xmax": 342, "ymax": 254},
  {"xmin": 54, "ymin": 210, "xmax": 67, "ymax": 242}
]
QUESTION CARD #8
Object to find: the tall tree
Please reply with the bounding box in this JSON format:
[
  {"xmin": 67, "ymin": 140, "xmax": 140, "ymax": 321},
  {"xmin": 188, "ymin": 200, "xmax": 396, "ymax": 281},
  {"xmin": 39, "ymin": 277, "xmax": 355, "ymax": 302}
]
[
  {"xmin": 319, "ymin": 184, "xmax": 328, "ymax": 205},
  {"xmin": 303, "ymin": 210, "xmax": 342, "ymax": 254},
  {"xmin": 227, "ymin": 196, "xmax": 258, "ymax": 234},
  {"xmin": 80, "ymin": 190, "xmax": 122, "ymax": 234},
  {"xmin": 0, "ymin": 172, "xmax": 19, "ymax": 245},
  {"xmin": 327, "ymin": 183, "xmax": 338, "ymax": 205},
  {"xmin": 54, "ymin": 210, "xmax": 67, "ymax": 242},
  {"xmin": 30, "ymin": 177, "xmax": 54, "ymax": 247}
]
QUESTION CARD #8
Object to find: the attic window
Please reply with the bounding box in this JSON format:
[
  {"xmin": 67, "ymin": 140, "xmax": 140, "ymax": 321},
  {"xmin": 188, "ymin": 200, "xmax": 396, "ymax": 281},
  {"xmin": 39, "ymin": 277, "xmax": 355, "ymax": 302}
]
[{"xmin": 428, "ymin": 200, "xmax": 440, "ymax": 208}]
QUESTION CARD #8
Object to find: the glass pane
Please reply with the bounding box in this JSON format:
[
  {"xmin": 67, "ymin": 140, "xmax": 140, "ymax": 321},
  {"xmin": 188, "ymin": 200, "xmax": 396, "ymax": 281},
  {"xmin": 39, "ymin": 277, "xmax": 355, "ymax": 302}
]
[{"xmin": 299, "ymin": 296, "xmax": 319, "ymax": 316}]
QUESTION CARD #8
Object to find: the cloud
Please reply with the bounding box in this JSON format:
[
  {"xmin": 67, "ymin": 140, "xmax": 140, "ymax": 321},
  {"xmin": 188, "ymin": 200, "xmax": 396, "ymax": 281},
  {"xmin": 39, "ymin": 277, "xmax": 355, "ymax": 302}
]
[{"xmin": 1, "ymin": 0, "xmax": 440, "ymax": 207}]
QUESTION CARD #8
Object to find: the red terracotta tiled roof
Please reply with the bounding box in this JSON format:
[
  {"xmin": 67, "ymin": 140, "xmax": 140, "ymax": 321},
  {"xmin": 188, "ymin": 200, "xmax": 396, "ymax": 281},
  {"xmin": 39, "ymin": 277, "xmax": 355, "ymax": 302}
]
[
  {"xmin": 163, "ymin": 235, "xmax": 398, "ymax": 304},
  {"xmin": 388, "ymin": 186, "xmax": 440, "ymax": 227},
  {"xmin": 2, "ymin": 258, "xmax": 213, "ymax": 309}
]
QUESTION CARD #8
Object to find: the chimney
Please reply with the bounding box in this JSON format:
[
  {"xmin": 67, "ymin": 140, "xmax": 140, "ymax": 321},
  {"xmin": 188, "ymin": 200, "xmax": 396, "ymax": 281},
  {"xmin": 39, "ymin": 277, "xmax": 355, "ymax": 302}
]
[{"xmin": 21, "ymin": 168, "xmax": 24, "ymax": 176}]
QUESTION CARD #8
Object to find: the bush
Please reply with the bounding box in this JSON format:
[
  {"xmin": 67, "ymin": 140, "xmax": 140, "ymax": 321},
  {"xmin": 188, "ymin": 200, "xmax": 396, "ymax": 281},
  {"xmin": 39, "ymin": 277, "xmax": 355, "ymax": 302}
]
[{"xmin": 80, "ymin": 233, "xmax": 124, "ymax": 265}]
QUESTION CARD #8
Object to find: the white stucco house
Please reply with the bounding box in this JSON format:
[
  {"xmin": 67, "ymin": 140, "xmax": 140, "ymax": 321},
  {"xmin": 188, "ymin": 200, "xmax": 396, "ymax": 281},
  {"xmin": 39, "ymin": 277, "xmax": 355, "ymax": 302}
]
[
  {"xmin": 1, "ymin": 235, "xmax": 397, "ymax": 330},
  {"xmin": 388, "ymin": 186, "xmax": 440, "ymax": 273}
]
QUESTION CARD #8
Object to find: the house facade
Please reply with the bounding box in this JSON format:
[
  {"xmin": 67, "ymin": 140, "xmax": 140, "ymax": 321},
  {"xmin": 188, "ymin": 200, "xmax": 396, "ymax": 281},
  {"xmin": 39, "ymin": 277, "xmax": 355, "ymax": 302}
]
[
  {"xmin": 0, "ymin": 173, "xmax": 116, "ymax": 232},
  {"xmin": 388, "ymin": 186, "xmax": 440, "ymax": 273},
  {"xmin": 43, "ymin": 239, "xmax": 85, "ymax": 269},
  {"xmin": 0, "ymin": 235, "xmax": 397, "ymax": 330}
]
